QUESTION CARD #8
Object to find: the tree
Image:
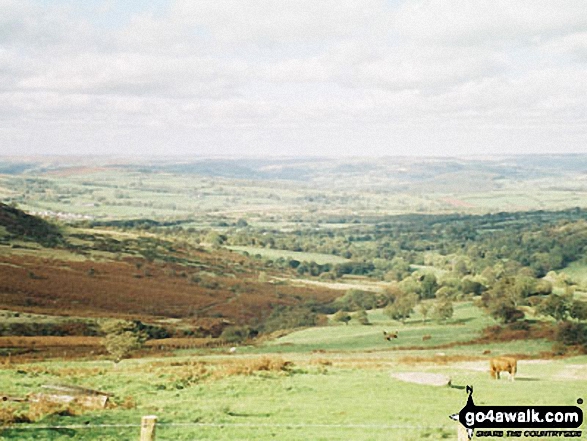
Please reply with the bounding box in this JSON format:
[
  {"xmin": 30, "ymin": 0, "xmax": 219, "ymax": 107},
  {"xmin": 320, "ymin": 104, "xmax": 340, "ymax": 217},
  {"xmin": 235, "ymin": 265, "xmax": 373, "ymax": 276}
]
[
  {"xmin": 570, "ymin": 301, "xmax": 587, "ymax": 322},
  {"xmin": 534, "ymin": 279, "xmax": 553, "ymax": 295},
  {"xmin": 221, "ymin": 326, "xmax": 250, "ymax": 343},
  {"xmin": 385, "ymin": 257, "xmax": 411, "ymax": 281},
  {"xmin": 205, "ymin": 231, "xmax": 226, "ymax": 247},
  {"xmin": 514, "ymin": 276, "xmax": 538, "ymax": 298},
  {"xmin": 420, "ymin": 273, "xmax": 438, "ymax": 299},
  {"xmin": 385, "ymin": 291, "xmax": 418, "ymax": 324},
  {"xmin": 452, "ymin": 258, "xmax": 469, "ymax": 276},
  {"xmin": 398, "ymin": 276, "xmax": 421, "ymax": 298},
  {"xmin": 99, "ymin": 319, "xmax": 146, "ymax": 363},
  {"xmin": 235, "ymin": 218, "xmax": 248, "ymax": 228},
  {"xmin": 431, "ymin": 299, "xmax": 454, "ymax": 322},
  {"xmin": 354, "ymin": 309, "xmax": 370, "ymax": 325},
  {"xmin": 461, "ymin": 276, "xmax": 486, "ymax": 296},
  {"xmin": 435, "ymin": 286, "xmax": 457, "ymax": 300},
  {"xmin": 480, "ymin": 267, "xmax": 497, "ymax": 285},
  {"xmin": 418, "ymin": 302, "xmax": 432, "ymax": 323},
  {"xmin": 262, "ymin": 306, "xmax": 318, "ymax": 333},
  {"xmin": 537, "ymin": 291, "xmax": 575, "ymax": 323},
  {"xmin": 333, "ymin": 310, "xmax": 351, "ymax": 325},
  {"xmin": 556, "ymin": 322, "xmax": 587, "ymax": 352},
  {"xmin": 479, "ymin": 278, "xmax": 525, "ymax": 323},
  {"xmin": 335, "ymin": 289, "xmax": 378, "ymax": 311}
]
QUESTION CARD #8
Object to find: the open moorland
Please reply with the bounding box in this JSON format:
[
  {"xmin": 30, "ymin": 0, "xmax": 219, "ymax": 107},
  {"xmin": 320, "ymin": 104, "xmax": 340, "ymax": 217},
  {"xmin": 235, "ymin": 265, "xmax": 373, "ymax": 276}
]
[{"xmin": 0, "ymin": 155, "xmax": 586, "ymax": 440}]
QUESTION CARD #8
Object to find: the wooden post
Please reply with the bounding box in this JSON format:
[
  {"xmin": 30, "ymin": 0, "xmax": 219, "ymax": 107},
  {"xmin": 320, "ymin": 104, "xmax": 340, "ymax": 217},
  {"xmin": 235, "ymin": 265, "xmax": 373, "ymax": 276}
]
[
  {"xmin": 456, "ymin": 422, "xmax": 469, "ymax": 441},
  {"xmin": 140, "ymin": 415, "xmax": 157, "ymax": 441}
]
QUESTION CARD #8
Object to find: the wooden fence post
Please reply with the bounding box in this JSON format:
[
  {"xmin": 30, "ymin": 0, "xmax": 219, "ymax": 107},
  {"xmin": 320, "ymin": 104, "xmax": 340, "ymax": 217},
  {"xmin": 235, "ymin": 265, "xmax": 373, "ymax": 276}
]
[{"xmin": 140, "ymin": 415, "xmax": 157, "ymax": 441}]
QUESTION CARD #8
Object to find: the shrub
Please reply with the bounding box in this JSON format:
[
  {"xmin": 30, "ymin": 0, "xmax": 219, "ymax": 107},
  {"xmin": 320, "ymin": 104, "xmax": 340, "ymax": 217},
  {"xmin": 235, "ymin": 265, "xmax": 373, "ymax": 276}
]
[
  {"xmin": 556, "ymin": 322, "xmax": 587, "ymax": 351},
  {"xmin": 262, "ymin": 306, "xmax": 319, "ymax": 333},
  {"xmin": 333, "ymin": 310, "xmax": 351, "ymax": 325},
  {"xmin": 354, "ymin": 309, "xmax": 370, "ymax": 325},
  {"xmin": 99, "ymin": 319, "xmax": 146, "ymax": 363},
  {"xmin": 431, "ymin": 300, "xmax": 454, "ymax": 322},
  {"xmin": 220, "ymin": 326, "xmax": 250, "ymax": 343},
  {"xmin": 384, "ymin": 291, "xmax": 418, "ymax": 324}
]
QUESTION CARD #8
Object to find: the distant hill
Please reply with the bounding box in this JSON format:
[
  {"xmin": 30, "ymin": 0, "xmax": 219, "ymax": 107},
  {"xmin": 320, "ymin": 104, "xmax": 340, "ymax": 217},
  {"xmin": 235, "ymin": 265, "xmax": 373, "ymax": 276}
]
[
  {"xmin": 0, "ymin": 154, "xmax": 585, "ymax": 220},
  {"xmin": 114, "ymin": 154, "xmax": 587, "ymax": 197},
  {"xmin": 0, "ymin": 203, "xmax": 63, "ymax": 247}
]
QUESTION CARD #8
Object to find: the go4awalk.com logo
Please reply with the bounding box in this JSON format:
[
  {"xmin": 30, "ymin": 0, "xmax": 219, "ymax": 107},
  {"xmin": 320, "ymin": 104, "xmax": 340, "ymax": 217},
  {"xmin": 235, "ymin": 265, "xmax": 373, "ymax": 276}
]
[{"xmin": 450, "ymin": 386, "xmax": 583, "ymax": 439}]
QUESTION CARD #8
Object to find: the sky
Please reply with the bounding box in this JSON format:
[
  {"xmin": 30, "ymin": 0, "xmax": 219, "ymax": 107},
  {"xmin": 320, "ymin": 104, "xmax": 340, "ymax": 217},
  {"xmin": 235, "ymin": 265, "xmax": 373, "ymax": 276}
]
[{"xmin": 1, "ymin": 0, "xmax": 586, "ymax": 157}]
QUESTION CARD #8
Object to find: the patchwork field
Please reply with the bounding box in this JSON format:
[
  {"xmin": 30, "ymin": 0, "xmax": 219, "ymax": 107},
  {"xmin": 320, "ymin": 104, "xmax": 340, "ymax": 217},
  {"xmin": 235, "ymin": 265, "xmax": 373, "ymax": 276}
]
[{"xmin": 2, "ymin": 156, "xmax": 587, "ymax": 225}]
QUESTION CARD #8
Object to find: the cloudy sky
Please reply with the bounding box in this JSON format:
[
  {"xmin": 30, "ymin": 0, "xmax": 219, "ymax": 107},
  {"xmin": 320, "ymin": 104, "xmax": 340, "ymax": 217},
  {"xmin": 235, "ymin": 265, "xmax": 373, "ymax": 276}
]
[{"xmin": 1, "ymin": 0, "xmax": 586, "ymax": 157}]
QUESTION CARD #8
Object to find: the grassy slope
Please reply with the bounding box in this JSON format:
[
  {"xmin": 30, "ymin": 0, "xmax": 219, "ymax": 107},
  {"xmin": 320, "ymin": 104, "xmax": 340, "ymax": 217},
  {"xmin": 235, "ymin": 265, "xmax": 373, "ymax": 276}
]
[
  {"xmin": 0, "ymin": 306, "xmax": 584, "ymax": 441},
  {"xmin": 0, "ymin": 223, "xmax": 340, "ymax": 329},
  {"xmin": 226, "ymin": 245, "xmax": 350, "ymax": 265},
  {"xmin": 262, "ymin": 302, "xmax": 553, "ymax": 355}
]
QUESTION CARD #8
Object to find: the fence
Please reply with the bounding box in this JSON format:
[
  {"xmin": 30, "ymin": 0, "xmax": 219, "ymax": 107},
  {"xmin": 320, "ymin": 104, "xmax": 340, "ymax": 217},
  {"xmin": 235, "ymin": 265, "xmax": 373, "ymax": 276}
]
[{"xmin": 1, "ymin": 416, "xmax": 469, "ymax": 440}]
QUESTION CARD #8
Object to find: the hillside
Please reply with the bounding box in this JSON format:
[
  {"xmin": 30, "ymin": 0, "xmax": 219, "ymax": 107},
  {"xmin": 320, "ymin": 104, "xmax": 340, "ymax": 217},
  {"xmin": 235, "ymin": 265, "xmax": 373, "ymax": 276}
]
[
  {"xmin": 0, "ymin": 210, "xmax": 339, "ymax": 335},
  {"xmin": 0, "ymin": 202, "xmax": 63, "ymax": 246}
]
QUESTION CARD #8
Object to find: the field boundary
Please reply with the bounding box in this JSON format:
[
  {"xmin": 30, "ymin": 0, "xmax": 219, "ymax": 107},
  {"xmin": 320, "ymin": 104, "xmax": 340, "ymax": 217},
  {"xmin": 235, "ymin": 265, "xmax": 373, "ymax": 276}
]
[{"xmin": 3, "ymin": 422, "xmax": 452, "ymax": 430}]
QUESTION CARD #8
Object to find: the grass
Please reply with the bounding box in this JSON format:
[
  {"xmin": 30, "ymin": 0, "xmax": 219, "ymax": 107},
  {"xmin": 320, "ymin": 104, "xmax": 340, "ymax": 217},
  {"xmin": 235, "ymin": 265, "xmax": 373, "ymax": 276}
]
[
  {"xmin": 260, "ymin": 302, "xmax": 522, "ymax": 354},
  {"xmin": 226, "ymin": 246, "xmax": 350, "ymax": 265},
  {"xmin": 0, "ymin": 302, "xmax": 584, "ymax": 440},
  {"xmin": 0, "ymin": 350, "xmax": 585, "ymax": 441}
]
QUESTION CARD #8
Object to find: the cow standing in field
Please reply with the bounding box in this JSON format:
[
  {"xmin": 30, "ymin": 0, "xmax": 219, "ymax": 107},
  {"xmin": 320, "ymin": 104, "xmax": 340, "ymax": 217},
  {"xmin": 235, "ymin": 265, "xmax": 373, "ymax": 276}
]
[
  {"xmin": 383, "ymin": 330, "xmax": 398, "ymax": 341},
  {"xmin": 489, "ymin": 356, "xmax": 517, "ymax": 381}
]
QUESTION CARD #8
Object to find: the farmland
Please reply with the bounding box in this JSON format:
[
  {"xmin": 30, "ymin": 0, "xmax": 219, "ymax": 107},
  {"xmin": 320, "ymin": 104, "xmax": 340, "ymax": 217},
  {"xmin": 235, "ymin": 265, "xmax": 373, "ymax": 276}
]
[
  {"xmin": 0, "ymin": 305, "xmax": 585, "ymax": 441},
  {"xmin": 0, "ymin": 155, "xmax": 587, "ymax": 440},
  {"xmin": 1, "ymin": 155, "xmax": 586, "ymax": 227},
  {"xmin": 226, "ymin": 246, "xmax": 350, "ymax": 265}
]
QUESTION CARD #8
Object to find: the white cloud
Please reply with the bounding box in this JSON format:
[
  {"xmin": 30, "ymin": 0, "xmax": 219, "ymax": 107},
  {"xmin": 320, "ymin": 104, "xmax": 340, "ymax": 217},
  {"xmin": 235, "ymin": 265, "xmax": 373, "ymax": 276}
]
[
  {"xmin": 392, "ymin": 0, "xmax": 587, "ymax": 44},
  {"xmin": 0, "ymin": 0, "xmax": 586, "ymax": 156}
]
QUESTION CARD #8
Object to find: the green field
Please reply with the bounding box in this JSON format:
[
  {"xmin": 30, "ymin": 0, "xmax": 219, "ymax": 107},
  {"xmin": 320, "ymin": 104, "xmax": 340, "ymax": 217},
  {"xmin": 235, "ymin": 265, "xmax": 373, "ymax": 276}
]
[
  {"xmin": 1, "ymin": 303, "xmax": 584, "ymax": 441},
  {"xmin": 226, "ymin": 246, "xmax": 350, "ymax": 265},
  {"xmin": 4, "ymin": 355, "xmax": 585, "ymax": 441}
]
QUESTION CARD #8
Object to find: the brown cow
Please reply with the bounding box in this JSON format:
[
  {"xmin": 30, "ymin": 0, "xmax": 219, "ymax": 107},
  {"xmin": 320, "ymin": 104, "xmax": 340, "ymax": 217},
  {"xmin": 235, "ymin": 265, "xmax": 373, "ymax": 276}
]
[
  {"xmin": 489, "ymin": 356, "xmax": 517, "ymax": 381},
  {"xmin": 422, "ymin": 334, "xmax": 432, "ymax": 341},
  {"xmin": 383, "ymin": 330, "xmax": 398, "ymax": 341}
]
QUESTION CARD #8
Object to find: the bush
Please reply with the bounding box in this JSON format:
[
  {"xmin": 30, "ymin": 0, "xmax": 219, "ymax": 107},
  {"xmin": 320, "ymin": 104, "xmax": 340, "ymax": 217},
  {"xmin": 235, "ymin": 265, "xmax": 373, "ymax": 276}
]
[
  {"xmin": 354, "ymin": 309, "xmax": 370, "ymax": 325},
  {"xmin": 0, "ymin": 321, "xmax": 99, "ymax": 337},
  {"xmin": 262, "ymin": 306, "xmax": 319, "ymax": 333},
  {"xmin": 431, "ymin": 300, "xmax": 454, "ymax": 322},
  {"xmin": 220, "ymin": 326, "xmax": 251, "ymax": 343},
  {"xmin": 334, "ymin": 289, "xmax": 378, "ymax": 311},
  {"xmin": 333, "ymin": 310, "xmax": 351, "ymax": 325},
  {"xmin": 556, "ymin": 322, "xmax": 587, "ymax": 351},
  {"xmin": 99, "ymin": 319, "xmax": 147, "ymax": 363},
  {"xmin": 384, "ymin": 291, "xmax": 418, "ymax": 324}
]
